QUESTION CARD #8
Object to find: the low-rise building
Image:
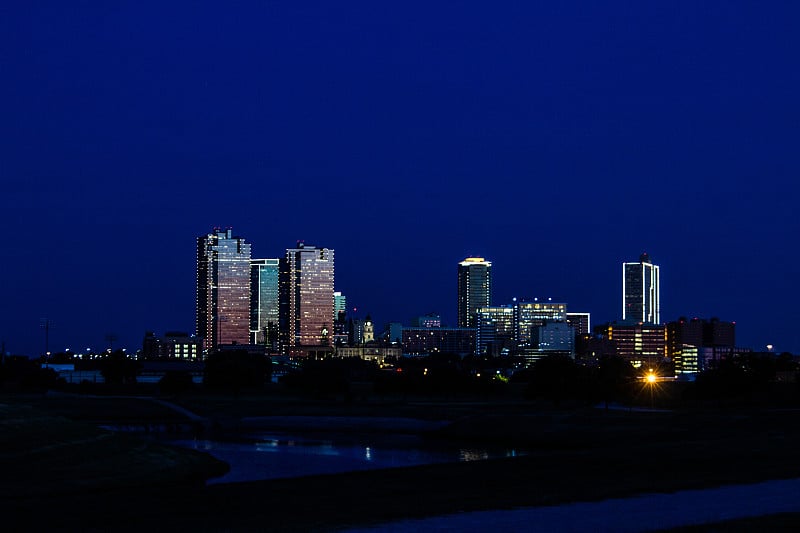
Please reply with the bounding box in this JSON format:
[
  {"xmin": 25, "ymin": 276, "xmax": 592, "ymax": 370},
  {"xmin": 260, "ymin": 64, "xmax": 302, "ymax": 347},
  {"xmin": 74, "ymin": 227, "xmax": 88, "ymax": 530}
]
[
  {"xmin": 603, "ymin": 321, "xmax": 666, "ymax": 368},
  {"xmin": 401, "ymin": 327, "xmax": 477, "ymax": 357},
  {"xmin": 142, "ymin": 331, "xmax": 202, "ymax": 360},
  {"xmin": 336, "ymin": 345, "xmax": 402, "ymax": 365}
]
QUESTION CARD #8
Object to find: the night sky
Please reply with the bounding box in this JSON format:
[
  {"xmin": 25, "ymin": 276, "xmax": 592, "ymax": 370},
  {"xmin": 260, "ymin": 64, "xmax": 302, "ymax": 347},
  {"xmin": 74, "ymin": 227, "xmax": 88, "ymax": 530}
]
[{"xmin": 2, "ymin": 1, "xmax": 799, "ymax": 356}]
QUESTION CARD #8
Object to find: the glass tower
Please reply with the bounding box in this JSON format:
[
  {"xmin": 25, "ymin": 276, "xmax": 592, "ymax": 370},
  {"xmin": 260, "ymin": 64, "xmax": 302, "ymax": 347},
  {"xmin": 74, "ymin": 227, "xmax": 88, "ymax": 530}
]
[
  {"xmin": 476, "ymin": 305, "xmax": 515, "ymax": 355},
  {"xmin": 457, "ymin": 257, "xmax": 492, "ymax": 327},
  {"xmin": 622, "ymin": 252, "xmax": 660, "ymax": 324},
  {"xmin": 284, "ymin": 243, "xmax": 335, "ymax": 346},
  {"xmin": 334, "ymin": 291, "xmax": 347, "ymax": 316},
  {"xmin": 566, "ymin": 312, "xmax": 591, "ymax": 336},
  {"xmin": 512, "ymin": 300, "xmax": 567, "ymax": 347},
  {"xmin": 196, "ymin": 228, "xmax": 252, "ymax": 351},
  {"xmin": 250, "ymin": 258, "xmax": 280, "ymax": 345}
]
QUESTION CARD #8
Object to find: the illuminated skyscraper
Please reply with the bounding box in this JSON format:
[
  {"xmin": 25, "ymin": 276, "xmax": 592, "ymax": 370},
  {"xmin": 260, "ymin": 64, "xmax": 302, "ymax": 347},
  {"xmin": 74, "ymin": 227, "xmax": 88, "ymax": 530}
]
[
  {"xmin": 566, "ymin": 312, "xmax": 591, "ymax": 336},
  {"xmin": 334, "ymin": 292, "xmax": 347, "ymax": 317},
  {"xmin": 476, "ymin": 305, "xmax": 515, "ymax": 356},
  {"xmin": 283, "ymin": 243, "xmax": 335, "ymax": 347},
  {"xmin": 196, "ymin": 228, "xmax": 252, "ymax": 351},
  {"xmin": 457, "ymin": 257, "xmax": 492, "ymax": 327},
  {"xmin": 622, "ymin": 253, "xmax": 660, "ymax": 324},
  {"xmin": 250, "ymin": 258, "xmax": 280, "ymax": 346},
  {"xmin": 333, "ymin": 292, "xmax": 348, "ymax": 346},
  {"xmin": 531, "ymin": 321, "xmax": 575, "ymax": 356},
  {"xmin": 513, "ymin": 300, "xmax": 567, "ymax": 347}
]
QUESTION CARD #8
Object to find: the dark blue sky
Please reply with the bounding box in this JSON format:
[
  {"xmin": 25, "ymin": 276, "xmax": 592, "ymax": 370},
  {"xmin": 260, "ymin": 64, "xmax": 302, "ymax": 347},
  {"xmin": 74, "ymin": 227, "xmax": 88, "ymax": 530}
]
[{"xmin": 2, "ymin": 1, "xmax": 799, "ymax": 355}]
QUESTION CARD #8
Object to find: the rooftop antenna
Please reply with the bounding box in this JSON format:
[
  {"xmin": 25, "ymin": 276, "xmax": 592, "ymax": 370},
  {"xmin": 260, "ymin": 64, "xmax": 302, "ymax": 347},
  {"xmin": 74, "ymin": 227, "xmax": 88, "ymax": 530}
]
[
  {"xmin": 40, "ymin": 318, "xmax": 53, "ymax": 363},
  {"xmin": 105, "ymin": 333, "xmax": 118, "ymax": 353}
]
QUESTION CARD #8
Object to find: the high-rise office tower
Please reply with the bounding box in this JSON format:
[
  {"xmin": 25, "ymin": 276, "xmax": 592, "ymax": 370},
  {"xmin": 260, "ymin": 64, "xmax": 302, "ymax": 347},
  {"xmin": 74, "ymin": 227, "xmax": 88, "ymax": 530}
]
[
  {"xmin": 348, "ymin": 318, "xmax": 366, "ymax": 345},
  {"xmin": 196, "ymin": 228, "xmax": 252, "ymax": 352},
  {"xmin": 531, "ymin": 322, "xmax": 575, "ymax": 355},
  {"xmin": 622, "ymin": 253, "xmax": 660, "ymax": 324},
  {"xmin": 476, "ymin": 305, "xmax": 515, "ymax": 356},
  {"xmin": 566, "ymin": 312, "xmax": 591, "ymax": 336},
  {"xmin": 457, "ymin": 257, "xmax": 492, "ymax": 327},
  {"xmin": 333, "ymin": 292, "xmax": 348, "ymax": 346},
  {"xmin": 250, "ymin": 258, "xmax": 280, "ymax": 346},
  {"xmin": 334, "ymin": 292, "xmax": 347, "ymax": 317},
  {"xmin": 513, "ymin": 299, "xmax": 567, "ymax": 347},
  {"xmin": 283, "ymin": 242, "xmax": 335, "ymax": 347}
]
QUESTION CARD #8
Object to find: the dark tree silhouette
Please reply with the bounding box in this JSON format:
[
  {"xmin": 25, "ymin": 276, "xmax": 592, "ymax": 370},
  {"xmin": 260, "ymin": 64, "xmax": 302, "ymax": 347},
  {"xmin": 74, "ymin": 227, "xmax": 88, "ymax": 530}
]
[
  {"xmin": 281, "ymin": 357, "xmax": 378, "ymax": 396},
  {"xmin": 159, "ymin": 370, "xmax": 195, "ymax": 394},
  {"xmin": 595, "ymin": 355, "xmax": 637, "ymax": 409},
  {"xmin": 0, "ymin": 357, "xmax": 60, "ymax": 390},
  {"xmin": 100, "ymin": 350, "xmax": 141, "ymax": 385},
  {"xmin": 526, "ymin": 354, "xmax": 584, "ymax": 406},
  {"xmin": 204, "ymin": 350, "xmax": 271, "ymax": 392}
]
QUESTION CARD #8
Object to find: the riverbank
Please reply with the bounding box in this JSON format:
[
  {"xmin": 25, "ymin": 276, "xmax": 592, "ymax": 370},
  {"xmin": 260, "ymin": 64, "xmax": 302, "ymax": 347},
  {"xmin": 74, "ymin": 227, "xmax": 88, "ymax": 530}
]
[
  {"xmin": 6, "ymin": 433, "xmax": 800, "ymax": 531},
  {"xmin": 344, "ymin": 478, "xmax": 800, "ymax": 532},
  {"xmin": 4, "ymin": 392, "xmax": 800, "ymax": 530},
  {"xmin": 0, "ymin": 401, "xmax": 227, "ymax": 501}
]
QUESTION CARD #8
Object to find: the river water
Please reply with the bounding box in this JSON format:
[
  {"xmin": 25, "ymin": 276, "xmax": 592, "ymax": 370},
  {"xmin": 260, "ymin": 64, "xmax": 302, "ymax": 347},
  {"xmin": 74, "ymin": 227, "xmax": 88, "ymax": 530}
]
[{"xmin": 166, "ymin": 431, "xmax": 522, "ymax": 484}]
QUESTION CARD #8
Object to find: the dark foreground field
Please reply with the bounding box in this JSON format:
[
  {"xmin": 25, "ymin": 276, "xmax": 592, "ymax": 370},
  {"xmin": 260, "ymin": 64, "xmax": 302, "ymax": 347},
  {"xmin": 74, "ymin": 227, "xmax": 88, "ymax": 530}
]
[{"xmin": 3, "ymin": 392, "xmax": 800, "ymax": 531}]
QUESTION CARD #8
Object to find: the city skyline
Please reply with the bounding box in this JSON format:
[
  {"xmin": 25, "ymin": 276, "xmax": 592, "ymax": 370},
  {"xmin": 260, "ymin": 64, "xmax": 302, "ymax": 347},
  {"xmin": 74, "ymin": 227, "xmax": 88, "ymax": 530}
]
[
  {"xmin": 0, "ymin": 225, "xmax": 788, "ymax": 357},
  {"xmin": 2, "ymin": 2, "xmax": 799, "ymax": 356}
]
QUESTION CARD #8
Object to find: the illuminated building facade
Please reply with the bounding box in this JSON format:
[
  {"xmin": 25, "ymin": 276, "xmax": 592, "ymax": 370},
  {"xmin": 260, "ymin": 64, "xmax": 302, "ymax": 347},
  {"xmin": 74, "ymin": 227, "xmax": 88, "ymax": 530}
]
[
  {"xmin": 414, "ymin": 314, "xmax": 442, "ymax": 328},
  {"xmin": 401, "ymin": 326, "xmax": 477, "ymax": 356},
  {"xmin": 623, "ymin": 253, "xmax": 660, "ymax": 324},
  {"xmin": 349, "ymin": 318, "xmax": 366, "ymax": 345},
  {"xmin": 283, "ymin": 243, "xmax": 335, "ymax": 347},
  {"xmin": 333, "ymin": 292, "xmax": 348, "ymax": 346},
  {"xmin": 334, "ymin": 292, "xmax": 347, "ymax": 316},
  {"xmin": 604, "ymin": 321, "xmax": 666, "ymax": 367},
  {"xmin": 142, "ymin": 331, "xmax": 202, "ymax": 360},
  {"xmin": 457, "ymin": 257, "xmax": 492, "ymax": 327},
  {"xmin": 518, "ymin": 321, "xmax": 576, "ymax": 363},
  {"xmin": 666, "ymin": 317, "xmax": 736, "ymax": 374},
  {"xmin": 363, "ymin": 315, "xmax": 374, "ymax": 343},
  {"xmin": 566, "ymin": 312, "xmax": 591, "ymax": 336},
  {"xmin": 250, "ymin": 259, "xmax": 280, "ymax": 346},
  {"xmin": 532, "ymin": 322, "xmax": 575, "ymax": 354},
  {"xmin": 336, "ymin": 345, "xmax": 402, "ymax": 365},
  {"xmin": 196, "ymin": 228, "xmax": 252, "ymax": 351},
  {"xmin": 476, "ymin": 305, "xmax": 515, "ymax": 355},
  {"xmin": 346, "ymin": 314, "xmax": 376, "ymax": 346},
  {"xmin": 513, "ymin": 300, "xmax": 567, "ymax": 347}
]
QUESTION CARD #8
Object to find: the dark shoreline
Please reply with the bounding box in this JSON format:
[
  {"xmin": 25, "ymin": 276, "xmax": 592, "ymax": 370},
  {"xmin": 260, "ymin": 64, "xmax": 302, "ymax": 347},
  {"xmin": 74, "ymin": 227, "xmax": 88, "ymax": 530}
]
[{"xmin": 5, "ymin": 393, "xmax": 800, "ymax": 531}]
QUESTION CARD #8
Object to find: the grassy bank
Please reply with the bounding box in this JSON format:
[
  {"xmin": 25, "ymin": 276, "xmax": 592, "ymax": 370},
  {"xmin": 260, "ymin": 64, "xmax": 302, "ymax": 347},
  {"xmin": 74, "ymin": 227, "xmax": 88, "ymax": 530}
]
[
  {"xmin": 0, "ymin": 400, "xmax": 227, "ymax": 501},
  {"xmin": 4, "ymin": 392, "xmax": 800, "ymax": 530}
]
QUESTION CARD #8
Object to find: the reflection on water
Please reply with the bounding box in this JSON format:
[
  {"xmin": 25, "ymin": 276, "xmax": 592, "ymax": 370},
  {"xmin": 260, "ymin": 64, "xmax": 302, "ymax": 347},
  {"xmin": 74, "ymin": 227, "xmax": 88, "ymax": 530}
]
[
  {"xmin": 169, "ymin": 433, "xmax": 521, "ymax": 484},
  {"xmin": 459, "ymin": 449, "xmax": 489, "ymax": 462}
]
